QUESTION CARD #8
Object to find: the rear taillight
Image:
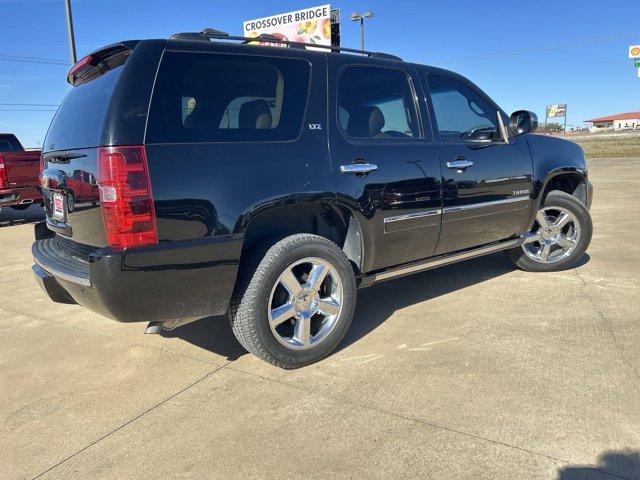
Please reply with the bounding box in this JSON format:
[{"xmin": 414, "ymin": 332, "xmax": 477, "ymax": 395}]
[
  {"xmin": 97, "ymin": 146, "xmax": 158, "ymax": 248},
  {"xmin": 0, "ymin": 155, "xmax": 7, "ymax": 190}
]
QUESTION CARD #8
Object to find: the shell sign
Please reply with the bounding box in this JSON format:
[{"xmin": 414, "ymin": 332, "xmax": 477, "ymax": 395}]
[
  {"xmin": 243, "ymin": 5, "xmax": 332, "ymax": 50},
  {"xmin": 629, "ymin": 45, "xmax": 640, "ymax": 59}
]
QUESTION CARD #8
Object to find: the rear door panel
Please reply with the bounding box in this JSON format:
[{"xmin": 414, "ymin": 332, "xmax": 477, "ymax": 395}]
[
  {"xmin": 328, "ymin": 56, "xmax": 443, "ymax": 272},
  {"xmin": 144, "ymin": 46, "xmax": 332, "ymax": 243}
]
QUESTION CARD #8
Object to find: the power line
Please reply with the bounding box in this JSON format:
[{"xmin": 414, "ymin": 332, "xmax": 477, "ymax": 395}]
[
  {"xmin": 0, "ymin": 53, "xmax": 69, "ymax": 66},
  {"xmin": 0, "ymin": 109, "xmax": 57, "ymax": 112},
  {"xmin": 0, "ymin": 23, "xmax": 109, "ymax": 42}
]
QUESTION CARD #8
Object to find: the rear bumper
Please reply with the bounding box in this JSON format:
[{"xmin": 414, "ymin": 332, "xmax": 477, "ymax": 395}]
[
  {"xmin": 32, "ymin": 234, "xmax": 242, "ymax": 323},
  {"xmin": 0, "ymin": 187, "xmax": 42, "ymax": 206}
]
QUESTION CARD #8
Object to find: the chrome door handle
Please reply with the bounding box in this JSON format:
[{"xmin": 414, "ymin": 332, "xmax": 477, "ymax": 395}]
[
  {"xmin": 339, "ymin": 163, "xmax": 378, "ymax": 174},
  {"xmin": 446, "ymin": 160, "xmax": 474, "ymax": 169}
]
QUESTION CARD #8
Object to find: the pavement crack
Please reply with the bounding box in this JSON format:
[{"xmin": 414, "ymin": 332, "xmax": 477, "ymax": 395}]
[
  {"xmin": 31, "ymin": 362, "xmax": 229, "ymax": 480},
  {"xmin": 223, "ymin": 364, "xmax": 635, "ymax": 480}
]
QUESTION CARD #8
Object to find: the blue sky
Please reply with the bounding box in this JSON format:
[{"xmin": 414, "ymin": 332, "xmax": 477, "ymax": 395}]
[{"xmin": 1, "ymin": 0, "xmax": 638, "ymax": 147}]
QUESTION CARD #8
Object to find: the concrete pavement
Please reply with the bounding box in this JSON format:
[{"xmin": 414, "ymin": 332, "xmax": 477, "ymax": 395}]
[{"xmin": 1, "ymin": 158, "xmax": 639, "ymax": 479}]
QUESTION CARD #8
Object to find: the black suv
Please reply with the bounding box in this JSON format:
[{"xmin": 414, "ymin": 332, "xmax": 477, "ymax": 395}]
[{"xmin": 33, "ymin": 32, "xmax": 593, "ymax": 368}]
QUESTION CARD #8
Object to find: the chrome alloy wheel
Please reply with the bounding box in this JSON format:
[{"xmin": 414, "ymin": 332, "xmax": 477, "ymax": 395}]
[
  {"xmin": 522, "ymin": 206, "xmax": 581, "ymax": 264},
  {"xmin": 268, "ymin": 257, "xmax": 343, "ymax": 350}
]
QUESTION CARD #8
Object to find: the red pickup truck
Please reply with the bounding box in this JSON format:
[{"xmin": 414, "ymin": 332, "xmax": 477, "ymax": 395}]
[{"xmin": 0, "ymin": 133, "xmax": 42, "ymax": 214}]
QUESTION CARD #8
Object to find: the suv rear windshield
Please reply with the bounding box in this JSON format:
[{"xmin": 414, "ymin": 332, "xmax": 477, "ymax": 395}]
[
  {"xmin": 43, "ymin": 65, "xmax": 125, "ymax": 152},
  {"xmin": 146, "ymin": 52, "xmax": 311, "ymax": 143}
]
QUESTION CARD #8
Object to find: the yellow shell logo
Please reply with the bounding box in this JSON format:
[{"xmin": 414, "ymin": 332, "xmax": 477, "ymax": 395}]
[{"xmin": 631, "ymin": 46, "xmax": 640, "ymax": 57}]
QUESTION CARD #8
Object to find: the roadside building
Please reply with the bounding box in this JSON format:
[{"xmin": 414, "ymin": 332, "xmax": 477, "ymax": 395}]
[{"xmin": 585, "ymin": 112, "xmax": 640, "ymax": 132}]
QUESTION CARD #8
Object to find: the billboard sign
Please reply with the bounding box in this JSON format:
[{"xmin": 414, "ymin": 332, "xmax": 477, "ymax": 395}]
[
  {"xmin": 546, "ymin": 104, "xmax": 567, "ymax": 118},
  {"xmin": 629, "ymin": 45, "xmax": 640, "ymax": 59},
  {"xmin": 243, "ymin": 5, "xmax": 332, "ymax": 49}
]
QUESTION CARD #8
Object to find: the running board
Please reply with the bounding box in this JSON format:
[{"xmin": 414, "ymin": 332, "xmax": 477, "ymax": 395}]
[{"xmin": 371, "ymin": 238, "xmax": 524, "ymax": 283}]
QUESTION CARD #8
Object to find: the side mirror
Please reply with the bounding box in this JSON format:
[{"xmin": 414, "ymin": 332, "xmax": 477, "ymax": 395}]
[{"xmin": 509, "ymin": 110, "xmax": 538, "ymax": 135}]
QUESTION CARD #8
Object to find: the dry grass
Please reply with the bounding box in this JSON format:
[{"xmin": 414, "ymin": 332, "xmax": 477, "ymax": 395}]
[{"xmin": 561, "ymin": 132, "xmax": 640, "ymax": 158}]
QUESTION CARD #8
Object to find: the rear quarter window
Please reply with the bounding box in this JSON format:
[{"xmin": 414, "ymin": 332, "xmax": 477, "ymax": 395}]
[{"xmin": 146, "ymin": 52, "xmax": 311, "ymax": 143}]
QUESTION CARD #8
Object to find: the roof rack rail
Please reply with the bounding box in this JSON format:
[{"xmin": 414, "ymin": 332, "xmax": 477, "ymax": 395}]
[
  {"xmin": 169, "ymin": 29, "xmax": 403, "ymax": 61},
  {"xmin": 170, "ymin": 29, "xmax": 230, "ymax": 41}
]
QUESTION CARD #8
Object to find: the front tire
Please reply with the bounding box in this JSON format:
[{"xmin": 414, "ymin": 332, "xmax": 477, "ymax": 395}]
[
  {"xmin": 228, "ymin": 234, "xmax": 357, "ymax": 369},
  {"xmin": 506, "ymin": 190, "xmax": 592, "ymax": 272}
]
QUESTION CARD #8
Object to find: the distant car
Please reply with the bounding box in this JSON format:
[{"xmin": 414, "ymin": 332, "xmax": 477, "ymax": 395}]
[
  {"xmin": 33, "ymin": 32, "xmax": 593, "ymax": 368},
  {"xmin": 0, "ymin": 133, "xmax": 42, "ymax": 214}
]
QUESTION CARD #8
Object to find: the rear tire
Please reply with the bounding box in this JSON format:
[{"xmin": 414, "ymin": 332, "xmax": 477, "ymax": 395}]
[
  {"xmin": 228, "ymin": 234, "xmax": 357, "ymax": 369},
  {"xmin": 506, "ymin": 190, "xmax": 592, "ymax": 272}
]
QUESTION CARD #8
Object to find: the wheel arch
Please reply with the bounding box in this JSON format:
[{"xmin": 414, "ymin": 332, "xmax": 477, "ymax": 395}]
[
  {"xmin": 528, "ymin": 167, "xmax": 591, "ymax": 228},
  {"xmin": 537, "ymin": 167, "xmax": 589, "ymax": 206},
  {"xmin": 238, "ymin": 201, "xmax": 365, "ymax": 276}
]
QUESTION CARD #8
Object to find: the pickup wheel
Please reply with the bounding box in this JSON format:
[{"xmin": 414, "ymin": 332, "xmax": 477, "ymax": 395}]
[
  {"xmin": 506, "ymin": 190, "xmax": 592, "ymax": 272},
  {"xmin": 228, "ymin": 234, "xmax": 357, "ymax": 369},
  {"xmin": 66, "ymin": 193, "xmax": 75, "ymax": 213}
]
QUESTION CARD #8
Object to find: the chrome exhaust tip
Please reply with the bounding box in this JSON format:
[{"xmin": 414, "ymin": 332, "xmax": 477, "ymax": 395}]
[
  {"xmin": 144, "ymin": 321, "xmax": 163, "ymax": 334},
  {"xmin": 20, "ymin": 198, "xmax": 34, "ymax": 205},
  {"xmin": 144, "ymin": 317, "xmax": 200, "ymax": 334}
]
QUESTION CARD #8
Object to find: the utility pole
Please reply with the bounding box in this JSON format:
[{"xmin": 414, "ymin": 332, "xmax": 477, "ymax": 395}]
[
  {"xmin": 64, "ymin": 0, "xmax": 77, "ymax": 64},
  {"xmin": 350, "ymin": 11, "xmax": 374, "ymax": 54}
]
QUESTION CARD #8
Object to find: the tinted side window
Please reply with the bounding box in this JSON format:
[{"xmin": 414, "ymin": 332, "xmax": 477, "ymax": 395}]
[
  {"xmin": 338, "ymin": 66, "xmax": 420, "ymax": 140},
  {"xmin": 427, "ymin": 75, "xmax": 498, "ymax": 142},
  {"xmin": 147, "ymin": 52, "xmax": 311, "ymax": 143}
]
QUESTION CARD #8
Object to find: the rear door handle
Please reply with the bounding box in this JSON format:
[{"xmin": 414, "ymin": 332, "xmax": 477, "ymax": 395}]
[
  {"xmin": 339, "ymin": 163, "xmax": 378, "ymax": 174},
  {"xmin": 446, "ymin": 160, "xmax": 474, "ymax": 170}
]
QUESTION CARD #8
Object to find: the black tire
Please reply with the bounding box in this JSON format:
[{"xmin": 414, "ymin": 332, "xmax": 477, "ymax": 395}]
[
  {"xmin": 66, "ymin": 193, "xmax": 75, "ymax": 213},
  {"xmin": 228, "ymin": 234, "xmax": 357, "ymax": 369},
  {"xmin": 506, "ymin": 190, "xmax": 592, "ymax": 272},
  {"xmin": 10, "ymin": 204, "xmax": 30, "ymax": 211}
]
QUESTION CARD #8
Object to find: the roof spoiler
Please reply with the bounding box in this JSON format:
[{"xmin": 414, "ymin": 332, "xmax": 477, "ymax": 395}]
[{"xmin": 67, "ymin": 41, "xmax": 139, "ymax": 86}]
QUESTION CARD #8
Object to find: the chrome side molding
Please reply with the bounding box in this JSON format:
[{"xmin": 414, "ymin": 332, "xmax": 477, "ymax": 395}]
[
  {"xmin": 443, "ymin": 195, "xmax": 529, "ymax": 214},
  {"xmin": 383, "ymin": 209, "xmax": 442, "ymax": 224}
]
